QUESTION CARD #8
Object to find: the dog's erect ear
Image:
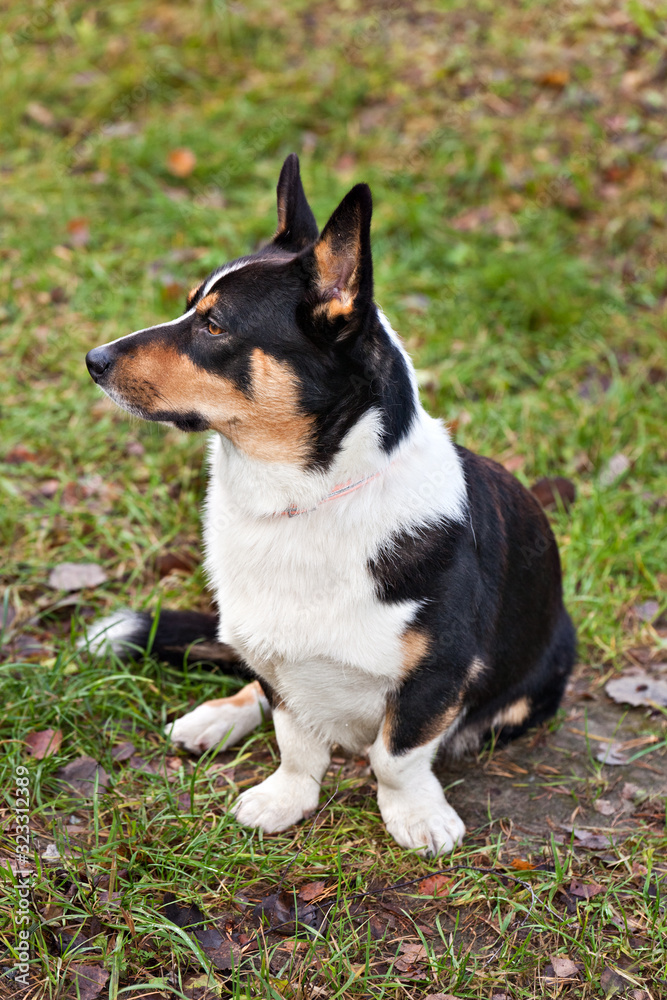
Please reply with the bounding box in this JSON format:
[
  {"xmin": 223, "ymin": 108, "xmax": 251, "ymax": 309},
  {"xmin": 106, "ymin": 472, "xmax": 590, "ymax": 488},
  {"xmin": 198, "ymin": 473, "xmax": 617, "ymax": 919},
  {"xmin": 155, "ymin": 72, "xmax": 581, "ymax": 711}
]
[
  {"xmin": 310, "ymin": 183, "xmax": 373, "ymax": 327},
  {"xmin": 274, "ymin": 154, "xmax": 319, "ymax": 250}
]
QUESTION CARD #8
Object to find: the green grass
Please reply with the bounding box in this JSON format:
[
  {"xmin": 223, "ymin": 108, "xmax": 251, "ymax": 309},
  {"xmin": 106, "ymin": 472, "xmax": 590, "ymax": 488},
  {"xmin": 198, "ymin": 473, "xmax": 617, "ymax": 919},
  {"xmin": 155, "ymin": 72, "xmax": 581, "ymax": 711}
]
[{"xmin": 1, "ymin": 0, "xmax": 666, "ymax": 996}]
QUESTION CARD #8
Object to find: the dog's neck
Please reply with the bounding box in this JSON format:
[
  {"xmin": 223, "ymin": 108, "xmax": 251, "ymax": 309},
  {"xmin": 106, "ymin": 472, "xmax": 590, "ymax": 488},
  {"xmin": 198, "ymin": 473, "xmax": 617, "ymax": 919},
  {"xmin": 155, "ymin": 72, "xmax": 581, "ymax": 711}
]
[{"xmin": 210, "ymin": 407, "xmax": 396, "ymax": 519}]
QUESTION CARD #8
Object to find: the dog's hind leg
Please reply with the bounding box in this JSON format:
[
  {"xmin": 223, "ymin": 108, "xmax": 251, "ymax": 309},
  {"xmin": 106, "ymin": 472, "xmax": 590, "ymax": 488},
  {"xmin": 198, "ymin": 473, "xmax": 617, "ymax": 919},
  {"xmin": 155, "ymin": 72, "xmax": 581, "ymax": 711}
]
[
  {"xmin": 166, "ymin": 679, "xmax": 271, "ymax": 754},
  {"xmin": 79, "ymin": 608, "xmax": 250, "ymax": 674}
]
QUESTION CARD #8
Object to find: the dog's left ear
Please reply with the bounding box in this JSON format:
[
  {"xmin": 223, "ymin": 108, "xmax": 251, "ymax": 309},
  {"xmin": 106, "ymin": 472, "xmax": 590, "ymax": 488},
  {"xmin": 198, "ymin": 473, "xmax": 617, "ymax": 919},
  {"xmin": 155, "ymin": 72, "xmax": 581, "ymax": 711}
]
[
  {"xmin": 309, "ymin": 183, "xmax": 373, "ymax": 329},
  {"xmin": 274, "ymin": 154, "xmax": 319, "ymax": 250}
]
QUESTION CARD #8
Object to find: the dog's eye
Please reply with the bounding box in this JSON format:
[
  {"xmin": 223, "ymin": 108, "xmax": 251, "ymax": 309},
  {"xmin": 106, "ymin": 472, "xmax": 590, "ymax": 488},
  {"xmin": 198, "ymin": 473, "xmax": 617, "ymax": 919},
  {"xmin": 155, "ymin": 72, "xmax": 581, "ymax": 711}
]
[{"xmin": 208, "ymin": 322, "xmax": 225, "ymax": 336}]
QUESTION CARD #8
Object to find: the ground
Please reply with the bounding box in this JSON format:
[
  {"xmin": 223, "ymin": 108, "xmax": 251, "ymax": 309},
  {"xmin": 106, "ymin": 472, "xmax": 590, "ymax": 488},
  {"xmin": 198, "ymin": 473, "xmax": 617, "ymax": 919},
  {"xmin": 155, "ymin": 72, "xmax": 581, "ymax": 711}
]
[{"xmin": 0, "ymin": 1, "xmax": 666, "ymax": 997}]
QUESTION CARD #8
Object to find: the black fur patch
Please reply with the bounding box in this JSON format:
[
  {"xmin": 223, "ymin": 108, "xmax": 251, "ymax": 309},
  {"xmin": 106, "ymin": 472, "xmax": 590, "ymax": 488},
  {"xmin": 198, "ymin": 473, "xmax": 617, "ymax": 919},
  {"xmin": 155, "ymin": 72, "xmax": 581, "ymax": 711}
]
[
  {"xmin": 371, "ymin": 447, "xmax": 575, "ymax": 754},
  {"xmin": 119, "ymin": 610, "xmax": 251, "ymax": 675}
]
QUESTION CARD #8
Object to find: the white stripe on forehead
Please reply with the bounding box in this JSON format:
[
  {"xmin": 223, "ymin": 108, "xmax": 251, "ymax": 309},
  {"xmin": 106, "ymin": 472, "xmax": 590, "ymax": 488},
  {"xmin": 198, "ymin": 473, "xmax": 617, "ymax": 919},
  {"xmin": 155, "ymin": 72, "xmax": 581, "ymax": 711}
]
[
  {"xmin": 100, "ymin": 306, "xmax": 197, "ymax": 348},
  {"xmin": 201, "ymin": 257, "xmax": 252, "ymax": 295},
  {"xmin": 98, "ymin": 256, "xmax": 263, "ymax": 349}
]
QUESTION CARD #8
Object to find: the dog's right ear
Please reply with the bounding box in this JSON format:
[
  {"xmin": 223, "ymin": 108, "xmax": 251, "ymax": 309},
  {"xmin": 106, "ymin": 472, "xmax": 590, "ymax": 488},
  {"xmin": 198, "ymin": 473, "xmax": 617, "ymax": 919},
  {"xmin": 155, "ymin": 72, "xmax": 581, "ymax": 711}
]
[{"xmin": 273, "ymin": 154, "xmax": 319, "ymax": 251}]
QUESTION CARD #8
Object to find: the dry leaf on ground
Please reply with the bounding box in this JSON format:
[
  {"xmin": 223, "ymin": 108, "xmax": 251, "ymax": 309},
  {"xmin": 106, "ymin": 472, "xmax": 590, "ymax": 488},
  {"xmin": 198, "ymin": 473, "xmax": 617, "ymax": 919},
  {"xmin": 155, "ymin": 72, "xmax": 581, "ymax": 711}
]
[
  {"xmin": 5, "ymin": 444, "xmax": 38, "ymax": 464},
  {"xmin": 594, "ymin": 798, "xmax": 617, "ymax": 816},
  {"xmin": 530, "ymin": 476, "xmax": 576, "ymax": 511},
  {"xmin": 57, "ymin": 756, "xmax": 110, "ymax": 797},
  {"xmin": 66, "ymin": 964, "xmax": 109, "ymax": 1000},
  {"xmin": 633, "ymin": 600, "xmax": 660, "ymax": 622},
  {"xmin": 600, "ymin": 966, "xmax": 629, "ymax": 995},
  {"xmin": 298, "ymin": 880, "xmax": 327, "ymax": 901},
  {"xmin": 48, "ymin": 562, "xmax": 107, "ymax": 591},
  {"xmin": 111, "ymin": 741, "xmax": 136, "ymax": 761},
  {"xmin": 511, "ymin": 858, "xmax": 536, "ymax": 870},
  {"xmin": 551, "ymin": 955, "xmax": 580, "ymax": 977},
  {"xmin": 600, "ymin": 453, "xmax": 631, "ymax": 486},
  {"xmin": 606, "ymin": 672, "xmax": 667, "ymax": 708},
  {"xmin": 25, "ymin": 729, "xmax": 62, "ymax": 759},
  {"xmin": 66, "ymin": 217, "xmax": 91, "ymax": 247},
  {"xmin": 167, "ymin": 148, "xmax": 197, "ymax": 177},
  {"xmin": 418, "ymin": 873, "xmax": 451, "ymax": 896},
  {"xmin": 395, "ymin": 941, "xmax": 427, "ymax": 972},
  {"xmin": 569, "ymin": 878, "xmax": 604, "ymax": 899},
  {"xmin": 26, "ymin": 101, "xmax": 56, "ymax": 127},
  {"xmin": 596, "ymin": 741, "xmax": 629, "ymax": 765}
]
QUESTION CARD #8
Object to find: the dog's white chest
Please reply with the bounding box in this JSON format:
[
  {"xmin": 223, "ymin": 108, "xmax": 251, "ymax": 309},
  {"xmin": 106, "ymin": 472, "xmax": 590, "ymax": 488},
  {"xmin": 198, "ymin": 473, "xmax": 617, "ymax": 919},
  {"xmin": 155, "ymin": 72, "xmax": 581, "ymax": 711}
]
[
  {"xmin": 201, "ymin": 414, "xmax": 466, "ymax": 749},
  {"xmin": 202, "ymin": 452, "xmax": 423, "ymax": 748}
]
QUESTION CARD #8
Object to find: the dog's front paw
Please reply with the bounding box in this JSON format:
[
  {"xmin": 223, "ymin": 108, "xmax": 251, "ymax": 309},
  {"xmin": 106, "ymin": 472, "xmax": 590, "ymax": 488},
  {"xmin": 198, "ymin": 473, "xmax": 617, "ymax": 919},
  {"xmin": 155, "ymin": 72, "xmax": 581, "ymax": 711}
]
[
  {"xmin": 232, "ymin": 769, "xmax": 320, "ymax": 833},
  {"xmin": 378, "ymin": 787, "xmax": 465, "ymax": 856}
]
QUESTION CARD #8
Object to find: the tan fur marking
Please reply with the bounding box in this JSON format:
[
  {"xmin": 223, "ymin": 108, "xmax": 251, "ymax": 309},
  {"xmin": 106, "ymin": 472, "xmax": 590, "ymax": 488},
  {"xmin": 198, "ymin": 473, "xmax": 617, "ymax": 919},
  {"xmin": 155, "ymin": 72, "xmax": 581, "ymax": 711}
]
[
  {"xmin": 467, "ymin": 656, "xmax": 486, "ymax": 685},
  {"xmin": 314, "ymin": 296, "xmax": 355, "ymax": 320},
  {"xmin": 382, "ymin": 693, "xmax": 462, "ymax": 751},
  {"xmin": 275, "ymin": 196, "xmax": 288, "ymax": 237},
  {"xmin": 112, "ymin": 345, "xmax": 313, "ymax": 464},
  {"xmin": 196, "ymin": 291, "xmax": 220, "ymax": 315},
  {"xmin": 314, "ymin": 235, "xmax": 359, "ymax": 319},
  {"xmin": 206, "ymin": 679, "xmax": 264, "ymax": 709},
  {"xmin": 493, "ymin": 696, "xmax": 531, "ymax": 728},
  {"xmin": 400, "ymin": 629, "xmax": 430, "ymax": 677},
  {"xmin": 187, "ymin": 281, "xmax": 203, "ymax": 306}
]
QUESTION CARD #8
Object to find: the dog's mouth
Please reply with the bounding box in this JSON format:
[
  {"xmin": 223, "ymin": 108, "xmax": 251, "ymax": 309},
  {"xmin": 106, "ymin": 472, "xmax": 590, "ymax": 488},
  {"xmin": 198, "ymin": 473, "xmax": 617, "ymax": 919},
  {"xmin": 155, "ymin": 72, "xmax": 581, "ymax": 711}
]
[{"xmin": 91, "ymin": 375, "xmax": 211, "ymax": 433}]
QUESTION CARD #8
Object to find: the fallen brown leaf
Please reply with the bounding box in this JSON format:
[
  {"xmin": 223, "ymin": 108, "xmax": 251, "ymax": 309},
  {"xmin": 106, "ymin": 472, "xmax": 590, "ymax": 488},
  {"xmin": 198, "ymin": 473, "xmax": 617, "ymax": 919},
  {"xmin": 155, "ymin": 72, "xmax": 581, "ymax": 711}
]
[
  {"xmin": 594, "ymin": 798, "xmax": 617, "ymax": 816},
  {"xmin": 25, "ymin": 729, "xmax": 62, "ymax": 759},
  {"xmin": 530, "ymin": 476, "xmax": 576, "ymax": 511},
  {"xmin": 156, "ymin": 551, "xmax": 195, "ymax": 577},
  {"xmin": 538, "ymin": 69, "xmax": 570, "ymax": 88},
  {"xmin": 66, "ymin": 963, "xmax": 109, "ymax": 1000},
  {"xmin": 394, "ymin": 941, "xmax": 427, "ymax": 972},
  {"xmin": 419, "ymin": 873, "xmax": 452, "ymax": 896},
  {"xmin": 111, "ymin": 741, "xmax": 136, "ymax": 762},
  {"xmin": 66, "ymin": 217, "xmax": 91, "ymax": 247},
  {"xmin": 298, "ymin": 880, "xmax": 327, "ymax": 902},
  {"xmin": 167, "ymin": 147, "xmax": 197, "ymax": 178},
  {"xmin": 565, "ymin": 827, "xmax": 619, "ymax": 849},
  {"xmin": 569, "ymin": 878, "xmax": 604, "ymax": 899},
  {"xmin": 4, "ymin": 444, "xmax": 38, "ymax": 464},
  {"xmin": 600, "ymin": 965, "xmax": 629, "ymax": 995},
  {"xmin": 57, "ymin": 756, "xmax": 110, "ymax": 797}
]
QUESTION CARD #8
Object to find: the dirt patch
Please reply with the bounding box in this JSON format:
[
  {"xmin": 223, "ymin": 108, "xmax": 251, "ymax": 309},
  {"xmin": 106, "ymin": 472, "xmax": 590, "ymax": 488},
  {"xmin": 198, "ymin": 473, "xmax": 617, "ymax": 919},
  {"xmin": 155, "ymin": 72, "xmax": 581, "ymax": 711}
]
[{"xmin": 438, "ymin": 666, "xmax": 667, "ymax": 850}]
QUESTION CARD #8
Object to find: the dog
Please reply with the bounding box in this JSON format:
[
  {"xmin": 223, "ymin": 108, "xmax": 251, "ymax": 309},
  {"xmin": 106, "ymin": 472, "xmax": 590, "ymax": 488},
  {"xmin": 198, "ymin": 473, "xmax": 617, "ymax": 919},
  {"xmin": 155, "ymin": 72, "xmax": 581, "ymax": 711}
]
[{"xmin": 83, "ymin": 154, "xmax": 576, "ymax": 855}]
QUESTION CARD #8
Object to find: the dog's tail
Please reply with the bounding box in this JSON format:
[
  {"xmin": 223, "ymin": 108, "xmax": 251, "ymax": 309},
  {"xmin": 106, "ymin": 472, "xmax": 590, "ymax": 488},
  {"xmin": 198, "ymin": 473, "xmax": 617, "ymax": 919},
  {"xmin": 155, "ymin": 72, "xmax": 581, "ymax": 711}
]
[{"xmin": 78, "ymin": 608, "xmax": 251, "ymax": 676}]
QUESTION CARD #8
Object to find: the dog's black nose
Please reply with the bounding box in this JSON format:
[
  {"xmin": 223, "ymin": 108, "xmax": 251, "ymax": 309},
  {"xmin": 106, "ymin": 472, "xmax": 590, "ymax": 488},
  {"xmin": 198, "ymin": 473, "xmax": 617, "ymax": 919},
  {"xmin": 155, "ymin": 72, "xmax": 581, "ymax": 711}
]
[{"xmin": 86, "ymin": 347, "xmax": 113, "ymax": 381}]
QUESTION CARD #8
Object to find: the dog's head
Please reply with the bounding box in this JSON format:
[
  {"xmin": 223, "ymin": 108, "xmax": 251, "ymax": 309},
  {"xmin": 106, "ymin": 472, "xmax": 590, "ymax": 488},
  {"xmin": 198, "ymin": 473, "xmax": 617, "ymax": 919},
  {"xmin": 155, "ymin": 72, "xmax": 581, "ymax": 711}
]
[{"xmin": 86, "ymin": 155, "xmax": 416, "ymax": 469}]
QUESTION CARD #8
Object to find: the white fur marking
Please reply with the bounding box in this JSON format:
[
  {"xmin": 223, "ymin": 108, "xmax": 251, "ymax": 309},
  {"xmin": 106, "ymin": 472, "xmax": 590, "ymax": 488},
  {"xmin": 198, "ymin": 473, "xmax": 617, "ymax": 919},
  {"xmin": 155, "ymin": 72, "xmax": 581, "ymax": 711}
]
[
  {"xmin": 77, "ymin": 610, "xmax": 144, "ymax": 656},
  {"xmin": 232, "ymin": 707, "xmax": 331, "ymax": 832},
  {"xmin": 201, "ymin": 258, "xmax": 250, "ymax": 295},
  {"xmin": 166, "ymin": 681, "xmax": 270, "ymax": 753},
  {"xmin": 101, "ymin": 307, "xmax": 197, "ymax": 348},
  {"xmin": 369, "ymin": 730, "xmax": 465, "ymax": 856}
]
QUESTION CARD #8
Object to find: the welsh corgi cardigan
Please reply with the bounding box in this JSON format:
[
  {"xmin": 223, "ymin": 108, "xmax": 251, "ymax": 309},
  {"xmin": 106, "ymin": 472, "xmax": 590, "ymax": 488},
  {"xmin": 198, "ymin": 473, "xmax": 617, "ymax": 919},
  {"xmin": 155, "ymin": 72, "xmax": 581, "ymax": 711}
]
[{"xmin": 84, "ymin": 155, "xmax": 575, "ymax": 855}]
